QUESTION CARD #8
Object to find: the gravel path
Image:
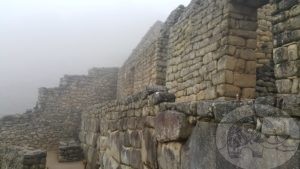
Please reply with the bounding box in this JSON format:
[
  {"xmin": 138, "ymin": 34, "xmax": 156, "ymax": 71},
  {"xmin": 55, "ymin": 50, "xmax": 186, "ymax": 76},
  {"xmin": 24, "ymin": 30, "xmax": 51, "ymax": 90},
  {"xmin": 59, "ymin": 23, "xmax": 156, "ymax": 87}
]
[{"xmin": 46, "ymin": 151, "xmax": 85, "ymax": 169}]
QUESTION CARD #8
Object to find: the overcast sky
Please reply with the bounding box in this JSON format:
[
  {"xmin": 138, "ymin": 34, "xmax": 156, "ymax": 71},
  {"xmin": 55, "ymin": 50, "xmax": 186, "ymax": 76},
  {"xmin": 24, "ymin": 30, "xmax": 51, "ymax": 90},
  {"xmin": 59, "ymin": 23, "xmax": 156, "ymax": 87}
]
[{"xmin": 0, "ymin": 0, "xmax": 191, "ymax": 116}]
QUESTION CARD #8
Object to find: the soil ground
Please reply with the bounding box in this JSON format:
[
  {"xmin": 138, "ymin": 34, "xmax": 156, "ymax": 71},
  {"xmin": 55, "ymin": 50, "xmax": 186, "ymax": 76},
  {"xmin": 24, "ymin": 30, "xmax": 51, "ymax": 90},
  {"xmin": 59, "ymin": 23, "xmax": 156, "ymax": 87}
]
[{"xmin": 46, "ymin": 151, "xmax": 85, "ymax": 169}]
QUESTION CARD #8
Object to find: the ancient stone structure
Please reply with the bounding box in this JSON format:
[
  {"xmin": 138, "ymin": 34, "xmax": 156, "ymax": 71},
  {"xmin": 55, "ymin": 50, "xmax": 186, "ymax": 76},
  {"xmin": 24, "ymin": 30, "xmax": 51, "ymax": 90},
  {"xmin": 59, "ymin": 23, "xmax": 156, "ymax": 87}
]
[
  {"xmin": 58, "ymin": 140, "xmax": 83, "ymax": 162},
  {"xmin": 273, "ymin": 0, "xmax": 300, "ymax": 95},
  {"xmin": 117, "ymin": 21, "xmax": 168, "ymax": 98},
  {"xmin": 0, "ymin": 145, "xmax": 46, "ymax": 169},
  {"xmin": 1, "ymin": 0, "xmax": 300, "ymax": 169},
  {"xmin": 256, "ymin": 4, "xmax": 277, "ymax": 96},
  {"xmin": 0, "ymin": 68, "xmax": 118, "ymax": 149}
]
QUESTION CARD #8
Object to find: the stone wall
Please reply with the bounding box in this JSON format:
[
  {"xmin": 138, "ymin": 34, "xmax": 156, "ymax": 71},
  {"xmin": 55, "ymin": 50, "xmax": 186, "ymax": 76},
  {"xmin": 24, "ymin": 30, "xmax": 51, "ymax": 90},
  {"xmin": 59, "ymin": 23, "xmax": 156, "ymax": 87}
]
[
  {"xmin": 166, "ymin": 0, "xmax": 259, "ymax": 102},
  {"xmin": 58, "ymin": 140, "xmax": 83, "ymax": 162},
  {"xmin": 0, "ymin": 145, "xmax": 46, "ymax": 169},
  {"xmin": 117, "ymin": 22, "xmax": 167, "ymax": 98},
  {"xmin": 256, "ymin": 4, "xmax": 277, "ymax": 96},
  {"xmin": 0, "ymin": 68, "xmax": 118, "ymax": 149},
  {"xmin": 272, "ymin": 1, "xmax": 300, "ymax": 95},
  {"xmin": 80, "ymin": 86, "xmax": 173, "ymax": 169},
  {"xmin": 80, "ymin": 88, "xmax": 300, "ymax": 169},
  {"xmin": 2, "ymin": 0, "xmax": 300, "ymax": 169}
]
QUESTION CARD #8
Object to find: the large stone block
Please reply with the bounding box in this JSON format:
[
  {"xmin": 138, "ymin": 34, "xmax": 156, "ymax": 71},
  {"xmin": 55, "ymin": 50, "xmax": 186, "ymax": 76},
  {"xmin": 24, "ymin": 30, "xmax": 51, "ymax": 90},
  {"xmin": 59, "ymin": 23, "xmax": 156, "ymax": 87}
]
[
  {"xmin": 277, "ymin": 95, "xmax": 300, "ymax": 117},
  {"xmin": 108, "ymin": 131, "xmax": 123, "ymax": 161},
  {"xmin": 245, "ymin": 61, "xmax": 256, "ymax": 74},
  {"xmin": 286, "ymin": 15, "xmax": 300, "ymax": 30},
  {"xmin": 228, "ymin": 36, "xmax": 246, "ymax": 46},
  {"xmin": 120, "ymin": 147, "xmax": 142, "ymax": 169},
  {"xmin": 217, "ymin": 84, "xmax": 241, "ymax": 98},
  {"xmin": 86, "ymin": 132, "xmax": 99, "ymax": 146},
  {"xmin": 86, "ymin": 147, "xmax": 98, "ymax": 169},
  {"xmin": 275, "ymin": 61, "xmax": 300, "ymax": 78},
  {"xmin": 204, "ymin": 87, "xmax": 218, "ymax": 100},
  {"xmin": 212, "ymin": 70, "xmax": 234, "ymax": 85},
  {"xmin": 233, "ymin": 73, "xmax": 256, "ymax": 88},
  {"xmin": 217, "ymin": 55, "xmax": 237, "ymax": 71},
  {"xmin": 276, "ymin": 79, "xmax": 293, "ymax": 93},
  {"xmin": 181, "ymin": 122, "xmax": 219, "ymax": 169},
  {"xmin": 212, "ymin": 101, "xmax": 242, "ymax": 122},
  {"xmin": 239, "ymin": 49, "xmax": 256, "ymax": 61},
  {"xmin": 158, "ymin": 142, "xmax": 182, "ymax": 169},
  {"xmin": 141, "ymin": 129, "xmax": 157, "ymax": 169},
  {"xmin": 154, "ymin": 110, "xmax": 192, "ymax": 142},
  {"xmin": 98, "ymin": 136, "xmax": 108, "ymax": 151},
  {"xmin": 241, "ymin": 88, "xmax": 255, "ymax": 99},
  {"xmin": 254, "ymin": 104, "xmax": 283, "ymax": 117},
  {"xmin": 102, "ymin": 151, "xmax": 120, "ymax": 169},
  {"xmin": 149, "ymin": 92, "xmax": 176, "ymax": 105},
  {"xmin": 262, "ymin": 117, "xmax": 300, "ymax": 139},
  {"xmin": 273, "ymin": 47, "xmax": 288, "ymax": 64},
  {"xmin": 124, "ymin": 130, "xmax": 141, "ymax": 148},
  {"xmin": 196, "ymin": 101, "xmax": 214, "ymax": 118},
  {"xmin": 288, "ymin": 42, "xmax": 300, "ymax": 61}
]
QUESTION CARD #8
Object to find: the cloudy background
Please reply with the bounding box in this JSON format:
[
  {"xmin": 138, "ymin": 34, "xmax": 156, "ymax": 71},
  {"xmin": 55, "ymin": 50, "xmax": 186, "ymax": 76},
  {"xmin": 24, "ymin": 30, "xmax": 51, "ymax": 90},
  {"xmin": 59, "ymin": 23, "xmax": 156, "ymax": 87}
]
[{"xmin": 0, "ymin": 0, "xmax": 191, "ymax": 116}]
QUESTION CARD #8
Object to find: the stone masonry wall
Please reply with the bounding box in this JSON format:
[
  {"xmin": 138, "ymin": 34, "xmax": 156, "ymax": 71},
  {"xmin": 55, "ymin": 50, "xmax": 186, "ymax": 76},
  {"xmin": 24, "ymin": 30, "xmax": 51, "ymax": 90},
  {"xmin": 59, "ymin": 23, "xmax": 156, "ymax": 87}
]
[
  {"xmin": 80, "ymin": 88, "xmax": 300, "ymax": 169},
  {"xmin": 256, "ymin": 4, "xmax": 277, "ymax": 96},
  {"xmin": 2, "ymin": 1, "xmax": 300, "ymax": 169},
  {"xmin": 0, "ymin": 68, "xmax": 118, "ymax": 149},
  {"xmin": 0, "ymin": 145, "xmax": 46, "ymax": 169},
  {"xmin": 117, "ymin": 22, "xmax": 167, "ymax": 98},
  {"xmin": 272, "ymin": 1, "xmax": 300, "ymax": 95},
  {"xmin": 166, "ymin": 0, "xmax": 259, "ymax": 102}
]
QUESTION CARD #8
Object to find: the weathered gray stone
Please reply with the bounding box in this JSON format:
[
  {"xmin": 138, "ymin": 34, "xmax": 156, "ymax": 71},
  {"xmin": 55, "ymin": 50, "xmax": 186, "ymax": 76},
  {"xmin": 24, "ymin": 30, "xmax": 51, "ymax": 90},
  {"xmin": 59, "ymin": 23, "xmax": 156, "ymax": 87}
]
[
  {"xmin": 0, "ymin": 146, "xmax": 47, "ymax": 169},
  {"xmin": 276, "ymin": 79, "xmax": 293, "ymax": 93},
  {"xmin": 273, "ymin": 47, "xmax": 288, "ymax": 64},
  {"xmin": 255, "ymin": 96, "xmax": 276, "ymax": 106},
  {"xmin": 58, "ymin": 140, "xmax": 83, "ymax": 162},
  {"xmin": 262, "ymin": 117, "xmax": 300, "ymax": 138},
  {"xmin": 158, "ymin": 143, "xmax": 182, "ymax": 169},
  {"xmin": 108, "ymin": 131, "xmax": 122, "ymax": 161},
  {"xmin": 149, "ymin": 92, "xmax": 176, "ymax": 105},
  {"xmin": 103, "ymin": 152, "xmax": 120, "ymax": 169},
  {"xmin": 141, "ymin": 129, "xmax": 157, "ymax": 169},
  {"xmin": 254, "ymin": 104, "xmax": 284, "ymax": 117},
  {"xmin": 220, "ymin": 105, "xmax": 255, "ymax": 123},
  {"xmin": 120, "ymin": 148, "xmax": 142, "ymax": 169},
  {"xmin": 212, "ymin": 101, "xmax": 244, "ymax": 122},
  {"xmin": 277, "ymin": 95, "xmax": 300, "ymax": 117},
  {"xmin": 274, "ymin": 61, "xmax": 300, "ymax": 78},
  {"xmin": 155, "ymin": 110, "xmax": 192, "ymax": 142},
  {"xmin": 196, "ymin": 101, "xmax": 214, "ymax": 118},
  {"xmin": 181, "ymin": 122, "xmax": 218, "ymax": 169}
]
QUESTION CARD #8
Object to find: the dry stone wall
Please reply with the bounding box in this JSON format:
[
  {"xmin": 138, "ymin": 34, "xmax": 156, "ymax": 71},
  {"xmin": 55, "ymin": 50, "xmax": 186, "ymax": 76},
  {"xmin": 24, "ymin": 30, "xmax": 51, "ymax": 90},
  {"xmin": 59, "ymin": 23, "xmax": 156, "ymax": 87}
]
[
  {"xmin": 0, "ymin": 145, "xmax": 46, "ymax": 169},
  {"xmin": 117, "ymin": 0, "xmax": 265, "ymax": 101},
  {"xmin": 0, "ymin": 68, "xmax": 118, "ymax": 149},
  {"xmin": 117, "ymin": 22, "xmax": 167, "ymax": 98},
  {"xmin": 2, "ymin": 0, "xmax": 300, "ymax": 169},
  {"xmin": 80, "ymin": 88, "xmax": 300, "ymax": 169},
  {"xmin": 166, "ymin": 0, "xmax": 259, "ymax": 102},
  {"xmin": 256, "ymin": 4, "xmax": 277, "ymax": 96},
  {"xmin": 272, "ymin": 1, "xmax": 300, "ymax": 95}
]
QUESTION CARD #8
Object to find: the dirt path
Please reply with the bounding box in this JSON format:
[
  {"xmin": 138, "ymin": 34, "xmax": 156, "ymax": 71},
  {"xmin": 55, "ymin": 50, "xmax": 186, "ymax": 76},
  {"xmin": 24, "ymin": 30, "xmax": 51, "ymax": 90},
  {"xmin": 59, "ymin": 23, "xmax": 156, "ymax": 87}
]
[{"xmin": 46, "ymin": 151, "xmax": 84, "ymax": 169}]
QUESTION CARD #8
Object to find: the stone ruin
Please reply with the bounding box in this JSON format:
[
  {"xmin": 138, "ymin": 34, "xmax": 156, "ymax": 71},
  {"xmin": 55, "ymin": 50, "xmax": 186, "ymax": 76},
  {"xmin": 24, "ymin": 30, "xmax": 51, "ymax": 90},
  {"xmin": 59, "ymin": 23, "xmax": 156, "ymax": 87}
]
[
  {"xmin": 0, "ymin": 0, "xmax": 300, "ymax": 169},
  {"xmin": 58, "ymin": 140, "xmax": 83, "ymax": 162}
]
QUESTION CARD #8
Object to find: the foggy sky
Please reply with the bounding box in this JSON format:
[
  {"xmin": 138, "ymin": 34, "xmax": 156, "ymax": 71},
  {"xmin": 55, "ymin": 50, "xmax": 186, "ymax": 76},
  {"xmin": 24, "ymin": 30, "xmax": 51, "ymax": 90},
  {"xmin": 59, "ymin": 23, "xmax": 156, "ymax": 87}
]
[{"xmin": 0, "ymin": 0, "xmax": 191, "ymax": 116}]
